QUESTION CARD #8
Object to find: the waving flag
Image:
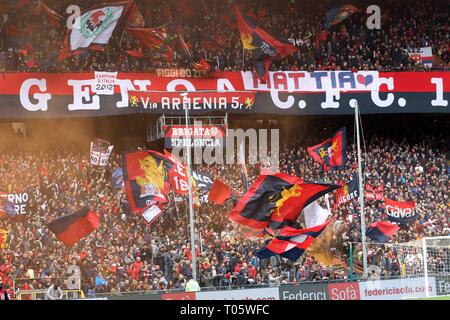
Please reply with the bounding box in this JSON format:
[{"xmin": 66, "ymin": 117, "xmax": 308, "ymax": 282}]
[
  {"xmin": 324, "ymin": 4, "xmax": 361, "ymax": 29},
  {"xmin": 234, "ymin": 5, "xmax": 297, "ymax": 82},
  {"xmin": 199, "ymin": 29, "xmax": 225, "ymax": 52},
  {"xmin": 335, "ymin": 173, "xmax": 359, "ymax": 207},
  {"xmin": 0, "ymin": 197, "xmax": 16, "ymax": 218},
  {"xmin": 47, "ymin": 208, "xmax": 100, "ymax": 247},
  {"xmin": 385, "ymin": 199, "xmax": 417, "ymax": 224},
  {"xmin": 302, "ymin": 201, "xmax": 330, "ymax": 229},
  {"xmin": 127, "ymin": 25, "xmax": 175, "ymax": 61},
  {"xmin": 256, "ymin": 218, "xmax": 334, "ymax": 261},
  {"xmin": 208, "ymin": 180, "xmax": 232, "ymax": 205},
  {"xmin": 127, "ymin": 2, "xmax": 145, "ymax": 28},
  {"xmin": 59, "ymin": 1, "xmax": 133, "ymax": 60},
  {"xmin": 229, "ymin": 173, "xmax": 340, "ymax": 230},
  {"xmin": 122, "ymin": 150, "xmax": 174, "ymax": 214},
  {"xmin": 307, "ymin": 127, "xmax": 346, "ymax": 170},
  {"xmin": 366, "ymin": 221, "xmax": 399, "ymax": 243},
  {"xmin": 90, "ymin": 138, "xmax": 114, "ymax": 166}
]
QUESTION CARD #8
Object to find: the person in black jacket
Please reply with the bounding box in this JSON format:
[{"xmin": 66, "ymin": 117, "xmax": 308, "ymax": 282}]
[{"xmin": 0, "ymin": 284, "xmax": 9, "ymax": 300}]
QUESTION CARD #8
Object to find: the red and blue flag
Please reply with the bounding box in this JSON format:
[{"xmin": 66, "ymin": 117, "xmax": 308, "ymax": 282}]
[
  {"xmin": 307, "ymin": 127, "xmax": 347, "ymax": 171},
  {"xmin": 256, "ymin": 218, "xmax": 334, "ymax": 261},
  {"xmin": 366, "ymin": 221, "xmax": 400, "ymax": 243},
  {"xmin": 229, "ymin": 172, "xmax": 340, "ymax": 230},
  {"xmin": 47, "ymin": 208, "xmax": 100, "ymax": 247}
]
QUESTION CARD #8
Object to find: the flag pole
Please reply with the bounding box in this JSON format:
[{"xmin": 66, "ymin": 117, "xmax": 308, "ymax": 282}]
[
  {"xmin": 182, "ymin": 93, "xmax": 197, "ymax": 283},
  {"xmin": 354, "ymin": 100, "xmax": 368, "ymax": 279},
  {"xmin": 241, "ymin": 44, "xmax": 245, "ymax": 70}
]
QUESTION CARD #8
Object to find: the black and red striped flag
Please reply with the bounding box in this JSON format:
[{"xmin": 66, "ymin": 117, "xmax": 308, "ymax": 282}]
[
  {"xmin": 47, "ymin": 208, "xmax": 99, "ymax": 247},
  {"xmin": 229, "ymin": 173, "xmax": 339, "ymax": 230}
]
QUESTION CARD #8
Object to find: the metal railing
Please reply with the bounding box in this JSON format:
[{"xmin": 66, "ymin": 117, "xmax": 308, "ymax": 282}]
[{"xmin": 15, "ymin": 289, "xmax": 85, "ymax": 300}]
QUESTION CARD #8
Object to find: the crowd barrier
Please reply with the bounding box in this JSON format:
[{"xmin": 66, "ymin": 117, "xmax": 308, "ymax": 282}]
[
  {"xmin": 97, "ymin": 277, "xmax": 449, "ymax": 300},
  {"xmin": 12, "ymin": 277, "xmax": 448, "ymax": 300}
]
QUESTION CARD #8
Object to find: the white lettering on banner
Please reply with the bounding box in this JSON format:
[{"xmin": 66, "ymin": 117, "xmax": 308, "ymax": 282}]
[
  {"xmin": 68, "ymin": 79, "xmax": 100, "ymax": 110},
  {"xmin": 90, "ymin": 143, "xmax": 113, "ymax": 166},
  {"xmin": 7, "ymin": 192, "xmax": 29, "ymax": 215},
  {"xmin": 196, "ymin": 288, "xmax": 279, "ymax": 300},
  {"xmin": 19, "ymin": 79, "xmax": 51, "ymax": 111},
  {"xmin": 242, "ymin": 71, "xmax": 379, "ymax": 92},
  {"xmin": 386, "ymin": 205, "xmax": 416, "ymax": 218},
  {"xmin": 16, "ymin": 71, "xmax": 448, "ymax": 113},
  {"xmin": 431, "ymin": 78, "xmax": 448, "ymax": 107},
  {"xmin": 360, "ymin": 277, "xmax": 436, "ymax": 300},
  {"xmin": 370, "ymin": 76, "xmax": 395, "ymax": 107},
  {"xmin": 282, "ymin": 290, "xmax": 326, "ymax": 300},
  {"xmin": 438, "ymin": 280, "xmax": 450, "ymax": 294}
]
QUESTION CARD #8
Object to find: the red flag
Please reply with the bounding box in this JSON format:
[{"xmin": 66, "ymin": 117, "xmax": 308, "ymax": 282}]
[
  {"xmin": 366, "ymin": 221, "xmax": 399, "ymax": 243},
  {"xmin": 127, "ymin": 27, "xmax": 167, "ymax": 48},
  {"xmin": 229, "ymin": 173, "xmax": 340, "ymax": 230},
  {"xmin": 192, "ymin": 58, "xmax": 211, "ymax": 71},
  {"xmin": 233, "ymin": 5, "xmax": 296, "ymax": 82},
  {"xmin": 122, "ymin": 150, "xmax": 174, "ymax": 214},
  {"xmin": 385, "ymin": 199, "xmax": 417, "ymax": 224},
  {"xmin": 256, "ymin": 218, "xmax": 334, "ymax": 261},
  {"xmin": 47, "ymin": 208, "xmax": 99, "ymax": 247},
  {"xmin": 126, "ymin": 50, "xmax": 145, "ymax": 58},
  {"xmin": 208, "ymin": 180, "xmax": 231, "ymax": 205},
  {"xmin": 128, "ymin": 3, "xmax": 145, "ymax": 28},
  {"xmin": 307, "ymin": 127, "xmax": 346, "ymax": 170}
]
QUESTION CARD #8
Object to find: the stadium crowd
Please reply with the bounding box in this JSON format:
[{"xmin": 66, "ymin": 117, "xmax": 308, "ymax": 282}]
[
  {"xmin": 0, "ymin": 0, "xmax": 448, "ymax": 73},
  {"xmin": 0, "ymin": 120, "xmax": 448, "ymax": 298}
]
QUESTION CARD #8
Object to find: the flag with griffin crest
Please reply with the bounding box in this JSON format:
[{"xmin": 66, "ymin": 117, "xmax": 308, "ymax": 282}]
[{"xmin": 307, "ymin": 127, "xmax": 346, "ymax": 171}]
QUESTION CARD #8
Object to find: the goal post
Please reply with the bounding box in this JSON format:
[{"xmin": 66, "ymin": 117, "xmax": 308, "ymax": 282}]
[
  {"xmin": 352, "ymin": 236, "xmax": 450, "ymax": 299},
  {"xmin": 392, "ymin": 236, "xmax": 450, "ymax": 298}
]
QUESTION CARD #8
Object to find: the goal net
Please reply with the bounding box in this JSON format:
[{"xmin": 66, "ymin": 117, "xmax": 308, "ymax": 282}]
[{"xmin": 391, "ymin": 236, "xmax": 450, "ymax": 298}]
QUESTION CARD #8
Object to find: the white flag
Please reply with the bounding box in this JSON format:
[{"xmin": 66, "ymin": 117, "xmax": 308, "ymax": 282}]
[
  {"xmin": 142, "ymin": 205, "xmax": 162, "ymax": 224},
  {"xmin": 69, "ymin": 3, "xmax": 130, "ymax": 51},
  {"xmin": 302, "ymin": 201, "xmax": 330, "ymax": 228}
]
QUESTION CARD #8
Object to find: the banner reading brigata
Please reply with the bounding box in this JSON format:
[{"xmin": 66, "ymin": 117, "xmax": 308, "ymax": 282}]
[
  {"xmin": 385, "ymin": 199, "xmax": 417, "ymax": 224},
  {"xmin": 0, "ymin": 71, "xmax": 447, "ymax": 118},
  {"xmin": 163, "ymin": 125, "xmax": 226, "ymax": 148}
]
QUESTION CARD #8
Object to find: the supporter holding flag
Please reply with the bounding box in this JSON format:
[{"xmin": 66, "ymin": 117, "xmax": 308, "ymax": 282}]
[
  {"xmin": 366, "ymin": 221, "xmax": 400, "ymax": 243},
  {"xmin": 307, "ymin": 127, "xmax": 346, "ymax": 171},
  {"xmin": 233, "ymin": 4, "xmax": 297, "ymax": 82},
  {"xmin": 47, "ymin": 208, "xmax": 100, "ymax": 248}
]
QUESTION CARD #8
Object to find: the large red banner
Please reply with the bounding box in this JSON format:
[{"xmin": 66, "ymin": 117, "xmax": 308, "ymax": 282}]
[{"xmin": 0, "ymin": 71, "xmax": 447, "ymax": 118}]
